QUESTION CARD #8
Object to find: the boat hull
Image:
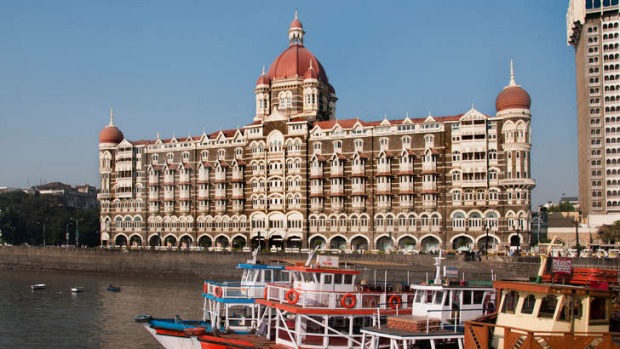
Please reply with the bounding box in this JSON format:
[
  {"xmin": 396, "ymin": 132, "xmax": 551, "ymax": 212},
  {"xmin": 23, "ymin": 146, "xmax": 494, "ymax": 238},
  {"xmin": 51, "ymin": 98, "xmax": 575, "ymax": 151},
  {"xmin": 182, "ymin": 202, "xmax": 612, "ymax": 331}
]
[{"xmin": 145, "ymin": 325, "xmax": 202, "ymax": 349}]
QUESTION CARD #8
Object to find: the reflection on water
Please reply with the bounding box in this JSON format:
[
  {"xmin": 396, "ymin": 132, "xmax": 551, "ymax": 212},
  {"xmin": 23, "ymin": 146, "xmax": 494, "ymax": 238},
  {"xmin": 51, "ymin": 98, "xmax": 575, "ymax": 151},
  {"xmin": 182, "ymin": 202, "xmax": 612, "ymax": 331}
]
[{"xmin": 0, "ymin": 269, "xmax": 202, "ymax": 349}]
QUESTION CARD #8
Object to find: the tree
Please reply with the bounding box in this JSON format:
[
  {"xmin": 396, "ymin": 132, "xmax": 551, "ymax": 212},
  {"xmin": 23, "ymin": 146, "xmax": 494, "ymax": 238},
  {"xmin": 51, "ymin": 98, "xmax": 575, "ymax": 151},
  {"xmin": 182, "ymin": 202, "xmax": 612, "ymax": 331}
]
[
  {"xmin": 0, "ymin": 191, "xmax": 100, "ymax": 246},
  {"xmin": 597, "ymin": 220, "xmax": 620, "ymax": 244},
  {"xmin": 547, "ymin": 202, "xmax": 575, "ymax": 213}
]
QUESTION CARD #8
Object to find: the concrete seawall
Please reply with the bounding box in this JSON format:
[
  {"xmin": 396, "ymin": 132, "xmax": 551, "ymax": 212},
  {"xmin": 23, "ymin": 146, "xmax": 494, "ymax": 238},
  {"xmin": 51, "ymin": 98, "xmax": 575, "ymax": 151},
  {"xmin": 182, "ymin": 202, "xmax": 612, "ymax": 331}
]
[{"xmin": 2, "ymin": 247, "xmax": 619, "ymax": 283}]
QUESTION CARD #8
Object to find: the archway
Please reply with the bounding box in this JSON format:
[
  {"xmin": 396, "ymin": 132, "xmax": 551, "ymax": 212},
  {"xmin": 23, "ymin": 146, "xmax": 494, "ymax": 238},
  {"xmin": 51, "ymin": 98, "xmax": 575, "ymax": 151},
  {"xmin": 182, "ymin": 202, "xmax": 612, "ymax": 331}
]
[
  {"xmin": 398, "ymin": 236, "xmax": 417, "ymax": 252},
  {"xmin": 164, "ymin": 235, "xmax": 177, "ymax": 249},
  {"xmin": 452, "ymin": 235, "xmax": 473, "ymax": 252},
  {"xmin": 376, "ymin": 235, "xmax": 393, "ymax": 251},
  {"xmin": 421, "ymin": 236, "xmax": 440, "ymax": 253},
  {"xmin": 510, "ymin": 235, "xmax": 522, "ymax": 252},
  {"xmin": 351, "ymin": 236, "xmax": 369, "ymax": 251},
  {"xmin": 286, "ymin": 236, "xmax": 302, "ymax": 249},
  {"xmin": 477, "ymin": 235, "xmax": 498, "ymax": 253},
  {"xmin": 198, "ymin": 235, "xmax": 212, "ymax": 248},
  {"xmin": 148, "ymin": 235, "xmax": 161, "ymax": 248},
  {"xmin": 114, "ymin": 235, "xmax": 127, "ymax": 247},
  {"xmin": 309, "ymin": 235, "xmax": 326, "ymax": 249},
  {"xmin": 251, "ymin": 236, "xmax": 265, "ymax": 250},
  {"xmin": 215, "ymin": 235, "xmax": 229, "ymax": 248},
  {"xmin": 330, "ymin": 236, "xmax": 347, "ymax": 251},
  {"xmin": 179, "ymin": 235, "xmax": 193, "ymax": 250},
  {"xmin": 269, "ymin": 234, "xmax": 283, "ymax": 250},
  {"xmin": 232, "ymin": 235, "xmax": 247, "ymax": 249},
  {"xmin": 129, "ymin": 235, "xmax": 142, "ymax": 248}
]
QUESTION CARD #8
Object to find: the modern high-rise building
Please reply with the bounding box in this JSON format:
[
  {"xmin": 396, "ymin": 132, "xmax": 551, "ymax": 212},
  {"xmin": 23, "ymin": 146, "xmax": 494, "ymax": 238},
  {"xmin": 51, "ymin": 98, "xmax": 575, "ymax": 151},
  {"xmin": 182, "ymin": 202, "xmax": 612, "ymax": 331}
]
[
  {"xmin": 97, "ymin": 14, "xmax": 534, "ymax": 253},
  {"xmin": 567, "ymin": 0, "xmax": 620, "ymax": 226}
]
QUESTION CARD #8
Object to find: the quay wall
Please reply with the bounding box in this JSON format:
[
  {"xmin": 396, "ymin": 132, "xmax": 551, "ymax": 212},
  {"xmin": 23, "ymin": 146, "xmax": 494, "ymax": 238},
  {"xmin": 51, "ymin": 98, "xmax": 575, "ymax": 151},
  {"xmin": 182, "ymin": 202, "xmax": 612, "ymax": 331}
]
[{"xmin": 1, "ymin": 247, "xmax": 620, "ymax": 283}]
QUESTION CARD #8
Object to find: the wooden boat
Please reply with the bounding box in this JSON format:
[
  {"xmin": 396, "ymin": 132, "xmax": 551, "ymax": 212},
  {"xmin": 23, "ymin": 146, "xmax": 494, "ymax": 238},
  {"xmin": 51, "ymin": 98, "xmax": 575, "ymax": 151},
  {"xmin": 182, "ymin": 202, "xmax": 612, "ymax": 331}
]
[
  {"xmin": 106, "ymin": 284, "xmax": 121, "ymax": 292},
  {"xmin": 464, "ymin": 239, "xmax": 620, "ymax": 349},
  {"xmin": 70, "ymin": 286, "xmax": 84, "ymax": 293},
  {"xmin": 359, "ymin": 251, "xmax": 496, "ymax": 349},
  {"xmin": 30, "ymin": 283, "xmax": 46, "ymax": 290}
]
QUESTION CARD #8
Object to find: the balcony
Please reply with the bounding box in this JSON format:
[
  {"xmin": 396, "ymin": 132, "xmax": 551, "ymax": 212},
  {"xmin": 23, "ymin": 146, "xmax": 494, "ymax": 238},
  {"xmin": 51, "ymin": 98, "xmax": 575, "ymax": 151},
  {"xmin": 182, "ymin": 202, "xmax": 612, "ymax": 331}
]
[
  {"xmin": 310, "ymin": 168, "xmax": 323, "ymax": 178},
  {"xmin": 351, "ymin": 166, "xmax": 365, "ymax": 176},
  {"xmin": 377, "ymin": 184, "xmax": 391, "ymax": 193},
  {"xmin": 377, "ymin": 165, "xmax": 390, "ymax": 175},
  {"xmin": 351, "ymin": 185, "xmax": 365, "ymax": 195},
  {"xmin": 232, "ymin": 189, "xmax": 244, "ymax": 197},
  {"xmin": 232, "ymin": 171, "xmax": 244, "ymax": 182},
  {"xmin": 398, "ymin": 164, "xmax": 414, "ymax": 174},
  {"xmin": 330, "ymin": 168, "xmax": 344, "ymax": 177},
  {"xmin": 214, "ymin": 172, "xmax": 226, "ymax": 182},
  {"xmin": 148, "ymin": 176, "xmax": 159, "ymax": 185},
  {"xmin": 310, "ymin": 202, "xmax": 323, "ymax": 211},
  {"xmin": 330, "ymin": 186, "xmax": 345, "ymax": 196},
  {"xmin": 197, "ymin": 175, "xmax": 209, "ymax": 184},
  {"xmin": 97, "ymin": 192, "xmax": 112, "ymax": 200}
]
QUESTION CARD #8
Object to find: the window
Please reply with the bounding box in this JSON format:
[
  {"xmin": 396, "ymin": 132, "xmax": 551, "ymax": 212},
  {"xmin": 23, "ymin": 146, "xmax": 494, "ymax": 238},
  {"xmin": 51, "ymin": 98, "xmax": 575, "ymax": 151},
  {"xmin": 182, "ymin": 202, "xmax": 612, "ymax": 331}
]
[
  {"xmin": 501, "ymin": 290, "xmax": 518, "ymax": 313},
  {"xmin": 590, "ymin": 297, "xmax": 608, "ymax": 322},
  {"xmin": 538, "ymin": 295, "xmax": 558, "ymax": 318},
  {"xmin": 379, "ymin": 138, "xmax": 389, "ymax": 151},
  {"xmin": 521, "ymin": 294, "xmax": 536, "ymax": 314},
  {"xmin": 166, "ymin": 153, "xmax": 174, "ymax": 163}
]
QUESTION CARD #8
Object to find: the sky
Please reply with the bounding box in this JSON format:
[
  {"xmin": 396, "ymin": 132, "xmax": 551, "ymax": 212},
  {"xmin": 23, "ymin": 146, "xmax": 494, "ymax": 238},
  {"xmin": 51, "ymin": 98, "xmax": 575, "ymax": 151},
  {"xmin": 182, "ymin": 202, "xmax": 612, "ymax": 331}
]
[{"xmin": 0, "ymin": 0, "xmax": 576, "ymax": 208}]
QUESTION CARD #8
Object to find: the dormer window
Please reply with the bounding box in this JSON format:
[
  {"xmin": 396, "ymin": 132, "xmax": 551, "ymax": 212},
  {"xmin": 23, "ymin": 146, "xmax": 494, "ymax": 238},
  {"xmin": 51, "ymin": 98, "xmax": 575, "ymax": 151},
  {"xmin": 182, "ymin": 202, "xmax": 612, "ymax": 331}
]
[
  {"xmin": 218, "ymin": 149, "xmax": 226, "ymax": 160},
  {"xmin": 152, "ymin": 154, "xmax": 159, "ymax": 164},
  {"xmin": 334, "ymin": 140, "xmax": 342, "ymax": 153},
  {"xmin": 402, "ymin": 136, "xmax": 411, "ymax": 149},
  {"xmin": 424, "ymin": 134, "xmax": 434, "ymax": 148},
  {"xmin": 182, "ymin": 152, "xmax": 190, "ymax": 162},
  {"xmin": 379, "ymin": 138, "xmax": 389, "ymax": 151},
  {"xmin": 354, "ymin": 139, "xmax": 363, "ymax": 151},
  {"xmin": 201, "ymin": 150, "xmax": 209, "ymax": 161},
  {"xmin": 166, "ymin": 153, "xmax": 174, "ymax": 163},
  {"xmin": 313, "ymin": 142, "xmax": 322, "ymax": 154}
]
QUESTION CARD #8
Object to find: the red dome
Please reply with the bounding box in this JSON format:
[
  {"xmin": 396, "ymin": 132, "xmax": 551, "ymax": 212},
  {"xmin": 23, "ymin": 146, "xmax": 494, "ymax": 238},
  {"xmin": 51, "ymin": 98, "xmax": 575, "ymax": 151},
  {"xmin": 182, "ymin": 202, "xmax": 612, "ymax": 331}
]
[
  {"xmin": 290, "ymin": 18, "xmax": 303, "ymax": 29},
  {"xmin": 495, "ymin": 85, "xmax": 531, "ymax": 112},
  {"xmin": 267, "ymin": 45, "xmax": 329, "ymax": 84},
  {"xmin": 256, "ymin": 74, "xmax": 271, "ymax": 86},
  {"xmin": 99, "ymin": 125, "xmax": 124, "ymax": 144}
]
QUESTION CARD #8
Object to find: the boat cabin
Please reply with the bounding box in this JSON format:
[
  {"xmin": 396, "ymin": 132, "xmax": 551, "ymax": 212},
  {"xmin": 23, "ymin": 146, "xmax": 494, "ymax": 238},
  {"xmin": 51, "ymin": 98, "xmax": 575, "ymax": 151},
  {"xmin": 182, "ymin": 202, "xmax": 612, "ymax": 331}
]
[{"xmin": 411, "ymin": 285, "xmax": 495, "ymax": 323}]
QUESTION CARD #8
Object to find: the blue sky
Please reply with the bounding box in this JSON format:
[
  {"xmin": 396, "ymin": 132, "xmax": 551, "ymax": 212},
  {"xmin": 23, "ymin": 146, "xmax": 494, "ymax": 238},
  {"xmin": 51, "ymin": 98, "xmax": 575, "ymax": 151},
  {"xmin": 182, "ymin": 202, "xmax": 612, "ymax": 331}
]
[{"xmin": 0, "ymin": 1, "xmax": 575, "ymax": 207}]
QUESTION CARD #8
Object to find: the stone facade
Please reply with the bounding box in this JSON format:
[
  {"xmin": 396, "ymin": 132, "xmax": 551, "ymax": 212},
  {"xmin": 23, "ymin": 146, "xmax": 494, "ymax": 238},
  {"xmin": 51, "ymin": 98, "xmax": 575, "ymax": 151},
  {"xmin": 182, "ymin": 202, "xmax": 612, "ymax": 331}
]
[{"xmin": 97, "ymin": 14, "xmax": 534, "ymax": 253}]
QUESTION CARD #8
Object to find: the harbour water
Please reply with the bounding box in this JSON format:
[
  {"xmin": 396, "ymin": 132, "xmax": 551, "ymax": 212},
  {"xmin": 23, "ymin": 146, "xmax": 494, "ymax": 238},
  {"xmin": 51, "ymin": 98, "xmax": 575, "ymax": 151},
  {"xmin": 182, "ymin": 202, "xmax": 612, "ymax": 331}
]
[{"xmin": 0, "ymin": 269, "xmax": 202, "ymax": 349}]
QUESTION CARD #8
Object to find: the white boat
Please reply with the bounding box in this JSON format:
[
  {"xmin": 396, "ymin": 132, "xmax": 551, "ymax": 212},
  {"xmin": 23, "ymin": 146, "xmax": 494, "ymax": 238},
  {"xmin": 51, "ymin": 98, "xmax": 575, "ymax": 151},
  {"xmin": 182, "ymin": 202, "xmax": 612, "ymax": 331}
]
[
  {"xmin": 360, "ymin": 251, "xmax": 496, "ymax": 349},
  {"xmin": 30, "ymin": 283, "xmax": 46, "ymax": 290},
  {"xmin": 71, "ymin": 287, "xmax": 84, "ymax": 293}
]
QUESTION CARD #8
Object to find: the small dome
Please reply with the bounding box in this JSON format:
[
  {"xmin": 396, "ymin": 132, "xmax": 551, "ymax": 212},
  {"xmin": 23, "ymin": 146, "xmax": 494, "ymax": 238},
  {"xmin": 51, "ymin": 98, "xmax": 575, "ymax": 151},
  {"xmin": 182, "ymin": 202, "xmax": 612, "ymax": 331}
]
[
  {"xmin": 99, "ymin": 125, "xmax": 124, "ymax": 144},
  {"xmin": 304, "ymin": 65, "xmax": 318, "ymax": 80},
  {"xmin": 495, "ymin": 85, "xmax": 531, "ymax": 112},
  {"xmin": 290, "ymin": 17, "xmax": 303, "ymax": 29},
  {"xmin": 256, "ymin": 74, "xmax": 271, "ymax": 86}
]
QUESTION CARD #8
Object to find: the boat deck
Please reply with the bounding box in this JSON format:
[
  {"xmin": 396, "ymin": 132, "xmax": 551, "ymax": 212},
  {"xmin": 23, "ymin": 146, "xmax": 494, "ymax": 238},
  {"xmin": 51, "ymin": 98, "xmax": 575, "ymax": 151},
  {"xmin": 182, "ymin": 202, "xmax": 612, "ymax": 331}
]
[
  {"xmin": 362, "ymin": 325, "xmax": 464, "ymax": 340},
  {"xmin": 202, "ymin": 333, "xmax": 276, "ymax": 348}
]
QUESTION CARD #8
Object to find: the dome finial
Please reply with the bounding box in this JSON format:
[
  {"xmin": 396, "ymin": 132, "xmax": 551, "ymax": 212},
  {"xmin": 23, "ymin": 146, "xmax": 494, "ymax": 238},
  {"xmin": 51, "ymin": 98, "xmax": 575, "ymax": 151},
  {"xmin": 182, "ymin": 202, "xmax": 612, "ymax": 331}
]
[
  {"xmin": 295, "ymin": 9, "xmax": 298, "ymax": 20},
  {"xmin": 109, "ymin": 107, "xmax": 115, "ymax": 126},
  {"xmin": 509, "ymin": 59, "xmax": 516, "ymax": 86},
  {"xmin": 288, "ymin": 10, "xmax": 304, "ymax": 46},
  {"xmin": 262, "ymin": 65, "xmax": 266, "ymax": 75}
]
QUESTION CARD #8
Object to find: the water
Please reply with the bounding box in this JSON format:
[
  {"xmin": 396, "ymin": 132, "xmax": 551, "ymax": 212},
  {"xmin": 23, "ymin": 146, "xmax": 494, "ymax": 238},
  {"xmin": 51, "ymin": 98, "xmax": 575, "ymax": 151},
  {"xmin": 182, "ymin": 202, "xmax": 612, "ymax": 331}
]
[{"xmin": 0, "ymin": 269, "xmax": 204, "ymax": 349}]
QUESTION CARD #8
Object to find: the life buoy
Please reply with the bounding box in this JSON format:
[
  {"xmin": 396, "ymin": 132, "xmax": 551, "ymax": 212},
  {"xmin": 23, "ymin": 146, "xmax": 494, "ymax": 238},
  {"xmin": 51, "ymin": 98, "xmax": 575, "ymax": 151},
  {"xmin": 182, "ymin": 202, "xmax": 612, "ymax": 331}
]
[
  {"xmin": 214, "ymin": 286, "xmax": 223, "ymax": 298},
  {"xmin": 341, "ymin": 293, "xmax": 356, "ymax": 309},
  {"xmin": 134, "ymin": 314, "xmax": 152, "ymax": 323},
  {"xmin": 388, "ymin": 295, "xmax": 402, "ymax": 309},
  {"xmin": 203, "ymin": 282, "xmax": 208, "ymax": 294},
  {"xmin": 285, "ymin": 289, "xmax": 299, "ymax": 305}
]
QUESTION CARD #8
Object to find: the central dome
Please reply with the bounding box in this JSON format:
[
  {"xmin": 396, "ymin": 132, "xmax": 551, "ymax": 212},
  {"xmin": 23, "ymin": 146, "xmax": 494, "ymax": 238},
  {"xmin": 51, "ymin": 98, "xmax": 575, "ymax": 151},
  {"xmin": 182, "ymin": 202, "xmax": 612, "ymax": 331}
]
[{"xmin": 267, "ymin": 45, "xmax": 330, "ymax": 84}]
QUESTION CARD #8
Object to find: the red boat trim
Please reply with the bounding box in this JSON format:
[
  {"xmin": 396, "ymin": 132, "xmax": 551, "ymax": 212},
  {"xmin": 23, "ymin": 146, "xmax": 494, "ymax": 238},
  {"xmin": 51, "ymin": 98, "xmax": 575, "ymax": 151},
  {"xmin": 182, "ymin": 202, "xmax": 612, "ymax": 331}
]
[{"xmin": 154, "ymin": 327, "xmax": 189, "ymax": 338}]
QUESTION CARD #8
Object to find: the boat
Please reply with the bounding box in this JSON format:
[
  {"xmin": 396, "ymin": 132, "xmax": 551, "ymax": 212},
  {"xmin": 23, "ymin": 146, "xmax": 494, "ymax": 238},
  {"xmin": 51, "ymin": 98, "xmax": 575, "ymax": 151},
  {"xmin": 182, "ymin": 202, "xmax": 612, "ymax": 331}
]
[
  {"xmin": 359, "ymin": 251, "xmax": 496, "ymax": 349},
  {"xmin": 106, "ymin": 284, "xmax": 121, "ymax": 292},
  {"xmin": 144, "ymin": 248, "xmax": 290, "ymax": 348},
  {"xmin": 71, "ymin": 286, "xmax": 84, "ymax": 293},
  {"xmin": 30, "ymin": 283, "xmax": 46, "ymax": 290},
  {"xmin": 464, "ymin": 238, "xmax": 620, "ymax": 349}
]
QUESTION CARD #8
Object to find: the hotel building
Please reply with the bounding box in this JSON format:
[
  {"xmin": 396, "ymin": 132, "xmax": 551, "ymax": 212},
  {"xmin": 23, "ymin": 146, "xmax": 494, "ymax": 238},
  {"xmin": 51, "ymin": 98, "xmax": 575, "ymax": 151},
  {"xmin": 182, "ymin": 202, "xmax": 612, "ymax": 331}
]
[
  {"xmin": 568, "ymin": 0, "xmax": 620, "ymax": 225},
  {"xmin": 98, "ymin": 14, "xmax": 534, "ymax": 252}
]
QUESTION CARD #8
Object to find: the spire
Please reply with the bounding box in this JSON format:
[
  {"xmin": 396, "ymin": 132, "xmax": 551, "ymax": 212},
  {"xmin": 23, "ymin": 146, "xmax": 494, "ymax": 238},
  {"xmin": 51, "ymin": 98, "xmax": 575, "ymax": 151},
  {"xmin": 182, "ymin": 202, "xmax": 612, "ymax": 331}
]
[
  {"xmin": 108, "ymin": 107, "xmax": 115, "ymax": 126},
  {"xmin": 288, "ymin": 11, "xmax": 304, "ymax": 46},
  {"xmin": 262, "ymin": 65, "xmax": 266, "ymax": 76},
  {"xmin": 509, "ymin": 59, "xmax": 516, "ymax": 86}
]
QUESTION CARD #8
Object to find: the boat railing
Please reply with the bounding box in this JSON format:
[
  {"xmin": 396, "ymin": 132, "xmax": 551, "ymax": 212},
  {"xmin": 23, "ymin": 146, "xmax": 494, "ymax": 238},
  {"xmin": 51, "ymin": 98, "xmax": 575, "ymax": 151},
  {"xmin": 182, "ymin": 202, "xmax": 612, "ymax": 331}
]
[
  {"xmin": 265, "ymin": 284, "xmax": 413, "ymax": 311},
  {"xmin": 423, "ymin": 308, "xmax": 488, "ymax": 334},
  {"xmin": 203, "ymin": 280, "xmax": 272, "ymax": 299},
  {"xmin": 463, "ymin": 318, "xmax": 620, "ymax": 349}
]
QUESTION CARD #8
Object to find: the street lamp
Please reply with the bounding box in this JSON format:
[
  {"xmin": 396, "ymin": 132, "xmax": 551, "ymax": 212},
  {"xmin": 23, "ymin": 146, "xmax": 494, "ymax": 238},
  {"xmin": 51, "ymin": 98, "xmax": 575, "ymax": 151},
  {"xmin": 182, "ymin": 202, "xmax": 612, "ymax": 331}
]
[
  {"xmin": 485, "ymin": 220, "xmax": 490, "ymax": 258},
  {"xmin": 574, "ymin": 209, "xmax": 581, "ymax": 258}
]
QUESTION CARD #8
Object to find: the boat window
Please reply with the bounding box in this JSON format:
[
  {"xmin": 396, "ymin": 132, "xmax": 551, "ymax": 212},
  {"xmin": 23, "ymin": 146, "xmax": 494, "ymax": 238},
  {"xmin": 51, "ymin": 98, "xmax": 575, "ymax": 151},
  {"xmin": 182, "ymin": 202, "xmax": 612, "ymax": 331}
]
[
  {"xmin": 558, "ymin": 297, "xmax": 573, "ymax": 322},
  {"xmin": 334, "ymin": 274, "xmax": 343, "ymax": 284},
  {"xmin": 434, "ymin": 291, "xmax": 444, "ymax": 305},
  {"xmin": 452, "ymin": 291, "xmax": 461, "ymax": 307},
  {"xmin": 538, "ymin": 294, "xmax": 558, "ymax": 318},
  {"xmin": 414, "ymin": 290, "xmax": 424, "ymax": 303},
  {"xmin": 264, "ymin": 270, "xmax": 272, "ymax": 282},
  {"xmin": 324, "ymin": 274, "xmax": 333, "ymax": 285},
  {"xmin": 425, "ymin": 291, "xmax": 433, "ymax": 303},
  {"xmin": 462, "ymin": 290, "xmax": 472, "ymax": 305},
  {"xmin": 520, "ymin": 294, "xmax": 536, "ymax": 315},
  {"xmin": 574, "ymin": 298, "xmax": 583, "ymax": 319},
  {"xmin": 501, "ymin": 290, "xmax": 518, "ymax": 314},
  {"xmin": 302, "ymin": 272, "xmax": 314, "ymax": 283},
  {"xmin": 473, "ymin": 291, "xmax": 484, "ymax": 304},
  {"xmin": 344, "ymin": 274, "xmax": 353, "ymax": 284},
  {"xmin": 590, "ymin": 297, "xmax": 608, "ymax": 322}
]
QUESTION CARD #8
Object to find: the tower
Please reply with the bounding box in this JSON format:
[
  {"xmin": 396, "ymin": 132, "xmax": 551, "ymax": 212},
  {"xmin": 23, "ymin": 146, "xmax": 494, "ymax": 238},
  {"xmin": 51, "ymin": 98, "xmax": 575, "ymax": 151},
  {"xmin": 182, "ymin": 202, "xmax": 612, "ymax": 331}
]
[{"xmin": 567, "ymin": 0, "xmax": 620, "ymax": 225}]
